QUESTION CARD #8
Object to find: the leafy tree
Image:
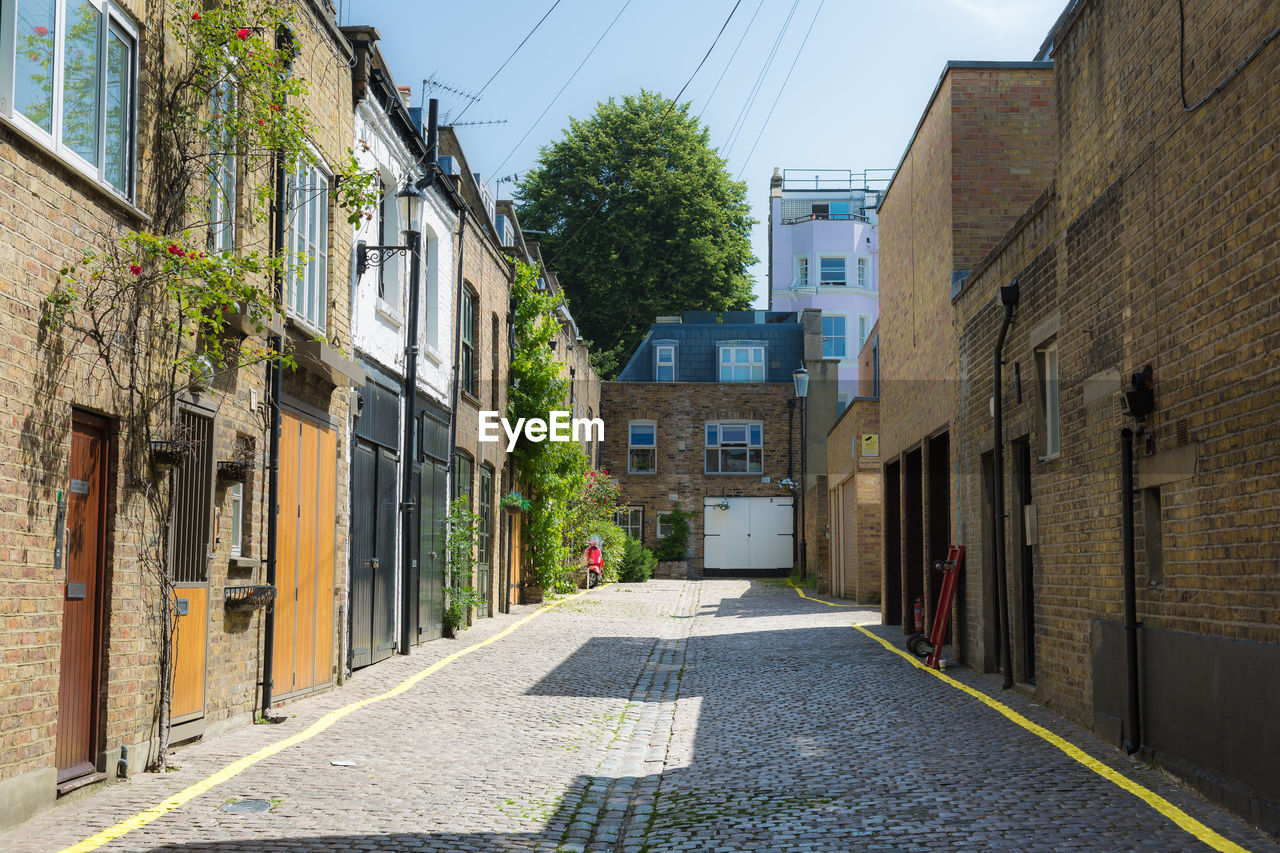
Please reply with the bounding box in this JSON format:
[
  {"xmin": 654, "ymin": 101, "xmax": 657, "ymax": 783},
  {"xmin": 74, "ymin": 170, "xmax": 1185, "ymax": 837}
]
[{"xmin": 516, "ymin": 90, "xmax": 756, "ymax": 376}]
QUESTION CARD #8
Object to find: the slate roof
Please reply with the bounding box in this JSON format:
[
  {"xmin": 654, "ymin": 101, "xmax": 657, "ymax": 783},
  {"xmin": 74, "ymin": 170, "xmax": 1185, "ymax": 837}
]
[{"xmin": 616, "ymin": 311, "xmax": 804, "ymax": 383}]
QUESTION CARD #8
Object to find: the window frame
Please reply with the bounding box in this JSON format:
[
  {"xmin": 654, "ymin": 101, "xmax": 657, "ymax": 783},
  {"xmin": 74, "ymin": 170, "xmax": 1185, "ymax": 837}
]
[
  {"xmin": 822, "ymin": 314, "xmax": 847, "ymax": 359},
  {"xmin": 615, "ymin": 506, "xmax": 643, "ymax": 541},
  {"xmin": 209, "ymin": 80, "xmax": 236, "ymax": 254},
  {"xmin": 819, "ymin": 255, "xmax": 847, "ymax": 286},
  {"xmin": 858, "ymin": 314, "xmax": 871, "ymax": 353},
  {"xmin": 717, "ymin": 343, "xmax": 765, "ymax": 383},
  {"xmin": 704, "ymin": 419, "xmax": 763, "ymax": 475},
  {"xmin": 460, "ymin": 286, "xmax": 478, "ymax": 398},
  {"xmin": 628, "ymin": 420, "xmax": 656, "ymax": 475},
  {"xmin": 285, "ymin": 153, "xmax": 331, "ymax": 335},
  {"xmin": 856, "ymin": 257, "xmax": 869, "ymax": 288},
  {"xmin": 477, "ymin": 463, "xmax": 493, "ymax": 569},
  {"xmin": 1036, "ymin": 340, "xmax": 1060, "ymax": 458},
  {"xmin": 794, "ymin": 255, "xmax": 809, "ymax": 287},
  {"xmin": 654, "ymin": 344, "xmax": 676, "ymax": 382},
  {"xmin": 656, "ymin": 511, "xmax": 673, "ymax": 539},
  {"xmin": 0, "ymin": 0, "xmax": 139, "ymax": 201},
  {"xmin": 228, "ymin": 481, "xmax": 243, "ymax": 557}
]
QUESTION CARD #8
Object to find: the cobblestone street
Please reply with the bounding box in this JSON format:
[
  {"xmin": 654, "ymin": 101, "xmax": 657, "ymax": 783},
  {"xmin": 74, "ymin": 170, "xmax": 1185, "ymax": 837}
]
[{"xmin": 2, "ymin": 580, "xmax": 1276, "ymax": 853}]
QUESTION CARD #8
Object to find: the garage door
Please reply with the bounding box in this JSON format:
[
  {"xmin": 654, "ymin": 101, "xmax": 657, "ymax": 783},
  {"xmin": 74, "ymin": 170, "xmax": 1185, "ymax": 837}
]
[{"xmin": 703, "ymin": 497, "xmax": 793, "ymax": 571}]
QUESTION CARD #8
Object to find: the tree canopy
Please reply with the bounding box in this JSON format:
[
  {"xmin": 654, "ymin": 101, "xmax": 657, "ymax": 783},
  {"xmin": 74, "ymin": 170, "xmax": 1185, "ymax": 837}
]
[{"xmin": 516, "ymin": 90, "xmax": 757, "ymax": 377}]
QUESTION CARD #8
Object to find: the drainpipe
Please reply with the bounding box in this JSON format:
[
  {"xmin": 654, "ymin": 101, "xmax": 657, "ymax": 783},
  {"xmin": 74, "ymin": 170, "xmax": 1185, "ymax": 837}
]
[
  {"xmin": 992, "ymin": 280, "xmax": 1018, "ymax": 689},
  {"xmin": 1120, "ymin": 427, "xmax": 1141, "ymax": 754},
  {"xmin": 262, "ymin": 25, "xmax": 293, "ymax": 714}
]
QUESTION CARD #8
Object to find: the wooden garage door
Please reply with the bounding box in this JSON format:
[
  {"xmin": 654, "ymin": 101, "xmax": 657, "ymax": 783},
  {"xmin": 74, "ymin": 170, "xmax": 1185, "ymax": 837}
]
[
  {"xmin": 274, "ymin": 411, "xmax": 336, "ymax": 698},
  {"xmin": 841, "ymin": 479, "xmax": 858, "ymax": 600}
]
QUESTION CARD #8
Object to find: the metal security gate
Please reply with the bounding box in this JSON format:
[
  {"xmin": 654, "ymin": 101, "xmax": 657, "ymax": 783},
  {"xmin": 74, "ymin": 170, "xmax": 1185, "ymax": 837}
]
[
  {"xmin": 350, "ymin": 381, "xmax": 400, "ymax": 669},
  {"xmin": 703, "ymin": 496, "xmax": 793, "ymax": 573},
  {"xmin": 170, "ymin": 408, "xmax": 214, "ymax": 731}
]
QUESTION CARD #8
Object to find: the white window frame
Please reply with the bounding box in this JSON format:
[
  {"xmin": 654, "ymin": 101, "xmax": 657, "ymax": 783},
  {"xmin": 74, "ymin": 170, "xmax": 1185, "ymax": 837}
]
[
  {"xmin": 615, "ymin": 506, "xmax": 643, "ymax": 540},
  {"xmin": 858, "ymin": 314, "xmax": 871, "ymax": 353},
  {"xmin": 838, "ymin": 392, "xmax": 850, "ymax": 414},
  {"xmin": 822, "ymin": 314, "xmax": 847, "ymax": 359},
  {"xmin": 857, "ymin": 257, "xmax": 869, "ymax": 288},
  {"xmin": 0, "ymin": 0, "xmax": 139, "ymax": 200},
  {"xmin": 819, "ymin": 255, "xmax": 847, "ymax": 286},
  {"xmin": 718, "ymin": 343, "xmax": 765, "ymax": 382},
  {"xmin": 656, "ymin": 511, "xmax": 673, "ymax": 539},
  {"xmin": 704, "ymin": 420, "xmax": 763, "ymax": 475},
  {"xmin": 209, "ymin": 81, "xmax": 236, "ymax": 253},
  {"xmin": 794, "ymin": 255, "xmax": 809, "ymax": 287},
  {"xmin": 628, "ymin": 420, "xmax": 656, "ymax": 474},
  {"xmin": 1037, "ymin": 341, "xmax": 1060, "ymax": 458},
  {"xmin": 286, "ymin": 154, "xmax": 331, "ymax": 334},
  {"xmin": 228, "ymin": 482, "xmax": 243, "ymax": 557},
  {"xmin": 654, "ymin": 344, "xmax": 675, "ymax": 382}
]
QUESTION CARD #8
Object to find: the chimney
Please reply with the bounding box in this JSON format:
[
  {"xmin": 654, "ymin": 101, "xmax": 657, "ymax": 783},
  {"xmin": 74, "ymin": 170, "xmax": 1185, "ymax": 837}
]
[
  {"xmin": 770, "ymin": 167, "xmax": 783, "ymax": 189},
  {"xmin": 397, "ymin": 85, "xmax": 411, "ymax": 108}
]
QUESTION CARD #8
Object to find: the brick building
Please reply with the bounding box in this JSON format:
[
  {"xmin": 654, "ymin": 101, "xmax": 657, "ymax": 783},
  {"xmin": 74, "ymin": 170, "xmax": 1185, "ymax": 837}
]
[
  {"xmin": 877, "ymin": 61, "xmax": 1055, "ymax": 629},
  {"xmin": 601, "ymin": 311, "xmax": 836, "ymax": 577},
  {"xmin": 0, "ymin": 0, "xmax": 361, "ymax": 828},
  {"xmin": 825, "ymin": 322, "xmax": 882, "ymax": 602},
  {"xmin": 948, "ymin": 0, "xmax": 1280, "ymax": 832}
]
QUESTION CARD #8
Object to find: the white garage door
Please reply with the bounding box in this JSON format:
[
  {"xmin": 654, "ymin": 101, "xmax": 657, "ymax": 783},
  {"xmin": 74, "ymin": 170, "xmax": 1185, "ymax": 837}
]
[{"xmin": 703, "ymin": 497, "xmax": 794, "ymax": 570}]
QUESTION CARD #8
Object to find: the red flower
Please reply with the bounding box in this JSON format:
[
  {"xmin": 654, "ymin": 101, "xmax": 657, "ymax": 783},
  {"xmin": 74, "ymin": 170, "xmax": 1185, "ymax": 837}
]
[
  {"xmin": 236, "ymin": 28, "xmax": 250, "ymax": 39},
  {"xmin": 129, "ymin": 264, "xmax": 142, "ymax": 276},
  {"xmin": 190, "ymin": 11, "xmax": 200, "ymax": 20},
  {"xmin": 33, "ymin": 25, "xmax": 49, "ymax": 36},
  {"xmin": 167, "ymin": 244, "xmax": 185, "ymax": 257}
]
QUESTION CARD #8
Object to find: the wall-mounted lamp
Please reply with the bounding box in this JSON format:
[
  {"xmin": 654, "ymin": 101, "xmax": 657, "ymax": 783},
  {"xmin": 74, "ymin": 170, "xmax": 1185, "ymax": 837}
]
[{"xmin": 355, "ymin": 177, "xmax": 424, "ymax": 278}]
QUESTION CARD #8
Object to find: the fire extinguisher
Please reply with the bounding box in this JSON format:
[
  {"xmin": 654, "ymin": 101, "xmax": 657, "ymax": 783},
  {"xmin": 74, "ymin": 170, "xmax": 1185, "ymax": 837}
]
[{"xmin": 913, "ymin": 597, "xmax": 924, "ymax": 633}]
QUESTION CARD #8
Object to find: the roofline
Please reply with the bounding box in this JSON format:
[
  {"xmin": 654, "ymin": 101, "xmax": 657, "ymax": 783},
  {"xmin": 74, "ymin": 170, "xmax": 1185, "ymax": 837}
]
[{"xmin": 878, "ymin": 61, "xmax": 1054, "ymax": 211}]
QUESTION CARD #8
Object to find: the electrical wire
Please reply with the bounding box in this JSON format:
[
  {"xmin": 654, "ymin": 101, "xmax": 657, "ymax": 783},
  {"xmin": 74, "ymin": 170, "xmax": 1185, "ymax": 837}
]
[
  {"xmin": 454, "ymin": 0, "xmax": 563, "ymax": 123},
  {"xmin": 736, "ymin": 0, "xmax": 824, "ymax": 180},
  {"xmin": 491, "ymin": 0, "xmax": 633, "ymax": 181},
  {"xmin": 547, "ymin": 0, "xmax": 745, "ymax": 268},
  {"xmin": 722, "ymin": 0, "xmax": 801, "ymax": 159},
  {"xmin": 698, "ymin": 0, "xmax": 767, "ymax": 118},
  {"xmin": 1178, "ymin": 0, "xmax": 1280, "ymax": 112}
]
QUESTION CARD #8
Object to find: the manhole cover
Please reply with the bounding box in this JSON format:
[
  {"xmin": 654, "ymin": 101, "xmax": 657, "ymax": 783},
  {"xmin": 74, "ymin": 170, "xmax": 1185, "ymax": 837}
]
[{"xmin": 221, "ymin": 799, "xmax": 272, "ymax": 814}]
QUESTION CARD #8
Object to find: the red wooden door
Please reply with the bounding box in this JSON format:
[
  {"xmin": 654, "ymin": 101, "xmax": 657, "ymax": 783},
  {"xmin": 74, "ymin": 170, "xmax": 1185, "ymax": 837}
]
[{"xmin": 57, "ymin": 412, "xmax": 109, "ymax": 781}]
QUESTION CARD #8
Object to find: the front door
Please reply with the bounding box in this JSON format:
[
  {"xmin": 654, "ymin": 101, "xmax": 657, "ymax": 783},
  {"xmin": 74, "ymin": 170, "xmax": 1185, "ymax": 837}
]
[
  {"xmin": 416, "ymin": 461, "xmax": 447, "ymax": 642},
  {"xmin": 349, "ymin": 438, "xmax": 397, "ymax": 669},
  {"xmin": 170, "ymin": 409, "xmax": 214, "ymax": 726},
  {"xmin": 57, "ymin": 411, "xmax": 110, "ymax": 782}
]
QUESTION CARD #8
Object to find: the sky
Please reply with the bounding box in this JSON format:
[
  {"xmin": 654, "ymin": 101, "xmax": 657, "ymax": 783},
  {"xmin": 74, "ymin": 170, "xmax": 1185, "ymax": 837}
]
[{"xmin": 342, "ymin": 0, "xmax": 1067, "ymax": 307}]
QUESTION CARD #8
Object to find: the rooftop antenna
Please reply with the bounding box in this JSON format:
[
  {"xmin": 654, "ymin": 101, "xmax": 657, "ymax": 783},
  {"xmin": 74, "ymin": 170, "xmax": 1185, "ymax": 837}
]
[{"xmin": 447, "ymin": 118, "xmax": 508, "ymax": 127}]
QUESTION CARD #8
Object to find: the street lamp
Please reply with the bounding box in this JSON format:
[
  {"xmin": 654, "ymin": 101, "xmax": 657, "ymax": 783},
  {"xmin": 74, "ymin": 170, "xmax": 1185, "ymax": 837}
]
[
  {"xmin": 357, "ymin": 176, "xmax": 426, "ymax": 655},
  {"xmin": 792, "ymin": 366, "xmax": 809, "ymax": 581}
]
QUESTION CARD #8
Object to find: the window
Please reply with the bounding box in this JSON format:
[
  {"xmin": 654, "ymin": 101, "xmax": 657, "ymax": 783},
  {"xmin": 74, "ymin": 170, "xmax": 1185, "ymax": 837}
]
[
  {"xmin": 375, "ymin": 180, "xmax": 393, "ymax": 303},
  {"xmin": 857, "ymin": 257, "xmax": 868, "ymax": 288},
  {"xmin": 1037, "ymin": 341, "xmax": 1060, "ymax": 457},
  {"xmin": 822, "ymin": 315, "xmax": 846, "ymax": 359},
  {"xmin": 460, "ymin": 288, "xmax": 477, "ymax": 397},
  {"xmin": 453, "ymin": 453, "xmax": 473, "ymax": 506},
  {"xmin": 819, "ymin": 256, "xmax": 846, "ymax": 286},
  {"xmin": 209, "ymin": 82, "xmax": 235, "ymax": 253},
  {"xmin": 705, "ymin": 420, "xmax": 763, "ymax": 474},
  {"xmin": 858, "ymin": 315, "xmax": 870, "ymax": 352},
  {"xmin": 286, "ymin": 157, "xmax": 330, "ymax": 332},
  {"xmin": 829, "ymin": 201, "xmax": 851, "ymax": 219},
  {"xmin": 811, "ymin": 201, "xmax": 828, "ymax": 218},
  {"xmin": 794, "ymin": 256, "xmax": 809, "ymax": 287},
  {"xmin": 2, "ymin": 0, "xmax": 138, "ymax": 197},
  {"xmin": 654, "ymin": 345, "xmax": 675, "ymax": 382},
  {"xmin": 228, "ymin": 482, "xmax": 243, "ymax": 557},
  {"xmin": 477, "ymin": 465, "xmax": 493, "ymax": 570},
  {"xmin": 718, "ymin": 344, "xmax": 764, "ymax": 382},
  {"xmin": 615, "ymin": 506, "xmax": 643, "ymax": 540},
  {"xmin": 838, "ymin": 392, "xmax": 850, "ymax": 414},
  {"xmin": 656, "ymin": 512, "xmax": 673, "ymax": 539},
  {"xmin": 490, "ymin": 314, "xmax": 500, "ymax": 410},
  {"xmin": 628, "ymin": 421, "xmax": 656, "ymax": 474}
]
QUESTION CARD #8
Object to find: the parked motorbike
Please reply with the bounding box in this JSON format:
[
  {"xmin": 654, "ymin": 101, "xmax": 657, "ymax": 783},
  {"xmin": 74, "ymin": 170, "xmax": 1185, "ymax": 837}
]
[{"xmin": 585, "ymin": 539, "xmax": 603, "ymax": 589}]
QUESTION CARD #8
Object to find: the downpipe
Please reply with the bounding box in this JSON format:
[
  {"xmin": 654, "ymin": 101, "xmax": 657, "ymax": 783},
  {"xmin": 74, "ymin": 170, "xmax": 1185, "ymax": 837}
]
[
  {"xmin": 992, "ymin": 280, "xmax": 1018, "ymax": 689},
  {"xmin": 1120, "ymin": 427, "xmax": 1142, "ymax": 754}
]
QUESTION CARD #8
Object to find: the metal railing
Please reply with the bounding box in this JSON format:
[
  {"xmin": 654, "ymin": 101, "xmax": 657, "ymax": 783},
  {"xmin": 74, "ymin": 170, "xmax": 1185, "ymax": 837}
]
[{"xmin": 781, "ymin": 211, "xmax": 870, "ymax": 226}]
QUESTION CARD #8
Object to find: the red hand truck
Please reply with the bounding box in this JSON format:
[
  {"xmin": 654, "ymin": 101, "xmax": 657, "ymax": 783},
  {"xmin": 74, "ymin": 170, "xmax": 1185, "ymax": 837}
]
[{"xmin": 906, "ymin": 545, "xmax": 964, "ymax": 670}]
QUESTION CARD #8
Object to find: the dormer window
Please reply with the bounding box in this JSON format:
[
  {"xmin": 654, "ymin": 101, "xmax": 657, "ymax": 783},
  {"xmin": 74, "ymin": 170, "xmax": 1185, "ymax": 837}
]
[
  {"xmin": 654, "ymin": 344, "xmax": 675, "ymax": 381},
  {"xmin": 718, "ymin": 343, "xmax": 765, "ymax": 382}
]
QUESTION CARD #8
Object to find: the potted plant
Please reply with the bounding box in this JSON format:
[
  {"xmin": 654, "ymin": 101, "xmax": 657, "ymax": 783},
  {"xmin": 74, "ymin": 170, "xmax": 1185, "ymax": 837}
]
[
  {"xmin": 217, "ymin": 439, "xmax": 256, "ymax": 484},
  {"xmin": 443, "ymin": 584, "xmax": 486, "ymax": 638},
  {"xmin": 149, "ymin": 439, "xmax": 191, "ymax": 472},
  {"xmin": 500, "ymin": 491, "xmax": 531, "ymax": 512}
]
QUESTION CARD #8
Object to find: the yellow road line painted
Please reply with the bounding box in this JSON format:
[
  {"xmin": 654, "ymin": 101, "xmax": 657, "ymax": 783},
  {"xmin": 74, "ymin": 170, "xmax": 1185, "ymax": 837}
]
[
  {"xmin": 783, "ymin": 577, "xmax": 1251, "ymax": 852},
  {"xmin": 852, "ymin": 623, "xmax": 1249, "ymax": 852},
  {"xmin": 60, "ymin": 593, "xmax": 583, "ymax": 853}
]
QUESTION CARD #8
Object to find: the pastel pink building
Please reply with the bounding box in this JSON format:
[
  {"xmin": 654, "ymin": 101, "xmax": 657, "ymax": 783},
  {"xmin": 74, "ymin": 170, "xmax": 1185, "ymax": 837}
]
[{"xmin": 767, "ymin": 168, "xmax": 890, "ymax": 410}]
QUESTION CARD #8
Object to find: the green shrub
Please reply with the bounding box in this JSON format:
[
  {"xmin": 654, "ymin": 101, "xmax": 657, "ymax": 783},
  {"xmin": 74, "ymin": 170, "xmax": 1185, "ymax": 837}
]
[
  {"xmin": 619, "ymin": 536, "xmax": 657, "ymax": 583},
  {"xmin": 653, "ymin": 505, "xmax": 690, "ymax": 562}
]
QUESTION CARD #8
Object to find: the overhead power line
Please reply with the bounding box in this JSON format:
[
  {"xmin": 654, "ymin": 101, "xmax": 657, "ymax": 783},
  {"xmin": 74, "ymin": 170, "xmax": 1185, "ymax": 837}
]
[
  {"xmin": 547, "ymin": 0, "xmax": 746, "ymax": 268},
  {"xmin": 737, "ymin": 0, "xmax": 825, "ymax": 180},
  {"xmin": 454, "ymin": 0, "xmax": 563, "ymax": 123},
  {"xmin": 698, "ymin": 0, "xmax": 767, "ymax": 118},
  {"xmin": 722, "ymin": 0, "xmax": 801, "ymax": 160},
  {"xmin": 491, "ymin": 0, "xmax": 634, "ymax": 182}
]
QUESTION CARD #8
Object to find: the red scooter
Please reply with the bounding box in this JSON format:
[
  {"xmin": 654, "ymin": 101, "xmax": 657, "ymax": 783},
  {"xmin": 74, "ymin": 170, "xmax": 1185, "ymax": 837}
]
[{"xmin": 585, "ymin": 539, "xmax": 603, "ymax": 589}]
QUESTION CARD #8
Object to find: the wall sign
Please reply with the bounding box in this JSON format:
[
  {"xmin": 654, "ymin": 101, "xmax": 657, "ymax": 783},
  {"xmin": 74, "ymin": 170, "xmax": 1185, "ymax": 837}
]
[{"xmin": 860, "ymin": 434, "xmax": 879, "ymax": 457}]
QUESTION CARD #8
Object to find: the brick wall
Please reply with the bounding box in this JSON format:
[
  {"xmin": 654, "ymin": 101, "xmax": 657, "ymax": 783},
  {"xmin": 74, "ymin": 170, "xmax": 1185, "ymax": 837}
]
[{"xmin": 826, "ymin": 400, "xmax": 882, "ymax": 602}]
